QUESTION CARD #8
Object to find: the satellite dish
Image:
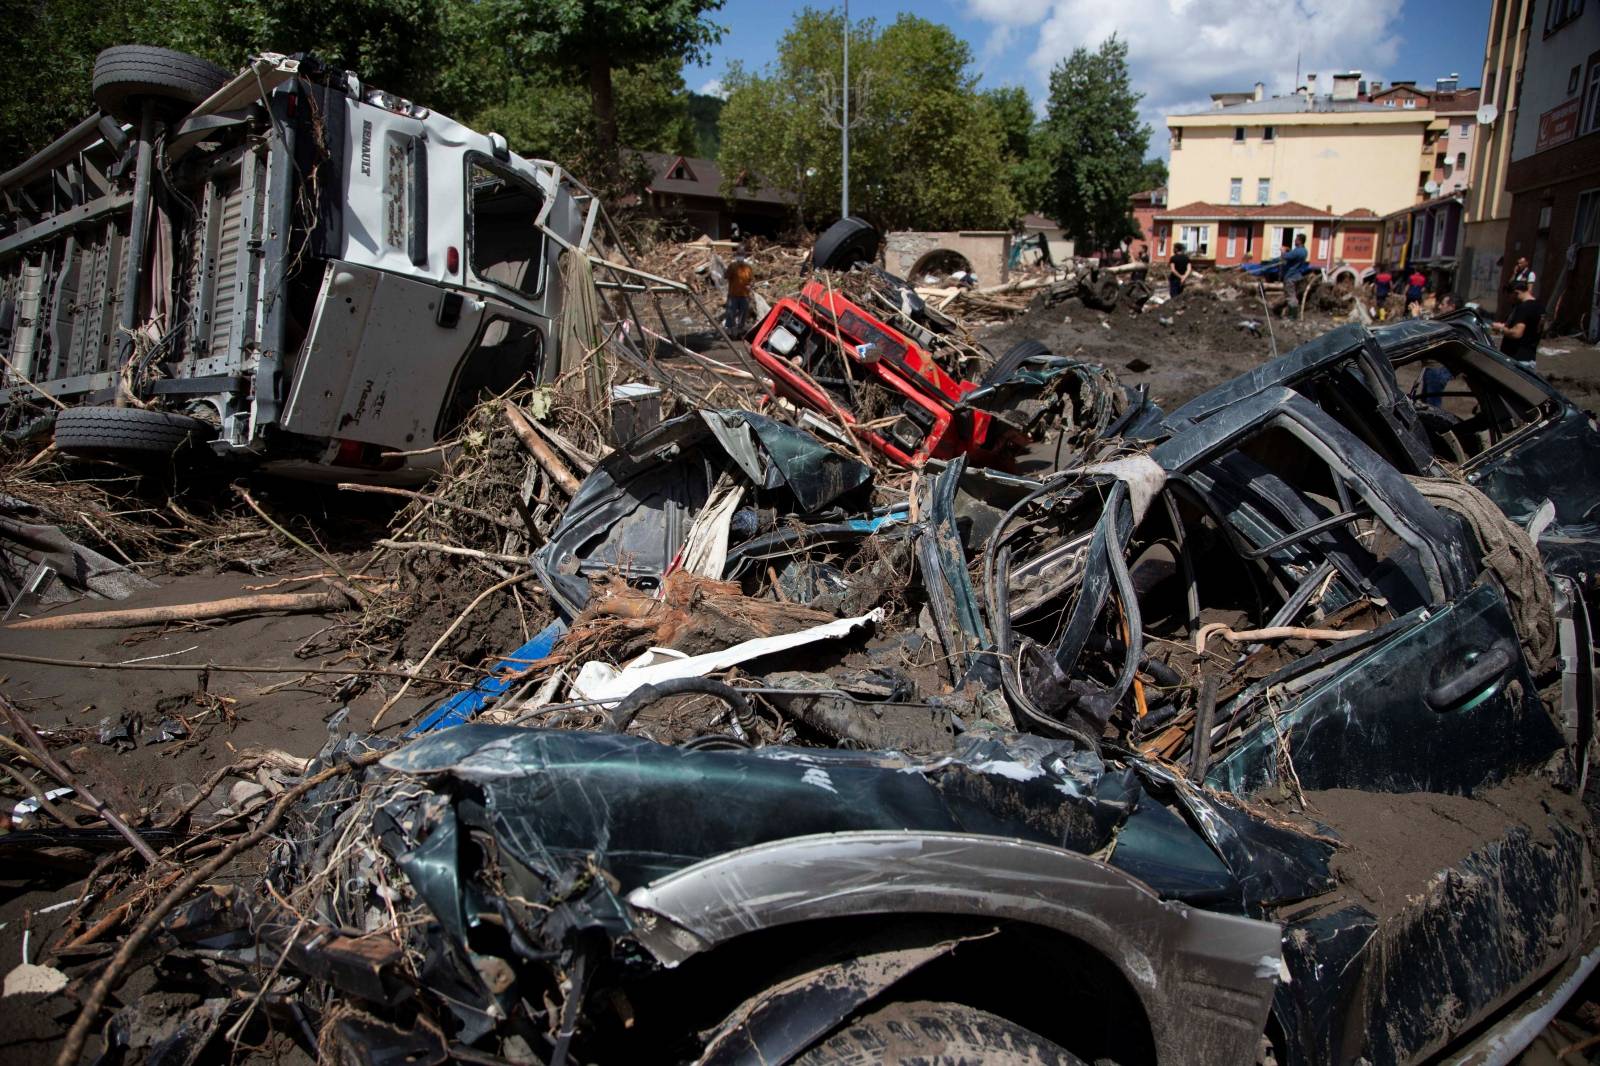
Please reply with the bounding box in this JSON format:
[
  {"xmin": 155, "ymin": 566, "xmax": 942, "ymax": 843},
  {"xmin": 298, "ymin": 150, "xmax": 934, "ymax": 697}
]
[
  {"xmin": 1477, "ymin": 104, "xmax": 1498, "ymax": 125},
  {"xmin": 1425, "ymin": 180, "xmax": 1440, "ymax": 195}
]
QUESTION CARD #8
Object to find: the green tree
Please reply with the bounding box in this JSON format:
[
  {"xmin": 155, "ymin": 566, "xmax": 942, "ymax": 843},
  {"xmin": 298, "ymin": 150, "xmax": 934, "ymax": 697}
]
[
  {"xmin": 982, "ymin": 86, "xmax": 1048, "ymax": 215},
  {"xmin": 494, "ymin": 0, "xmax": 723, "ymax": 175},
  {"xmin": 718, "ymin": 10, "xmax": 1015, "ymax": 231},
  {"xmin": 1037, "ymin": 35, "xmax": 1151, "ymax": 250},
  {"xmin": 471, "ymin": 59, "xmax": 696, "ymax": 175}
]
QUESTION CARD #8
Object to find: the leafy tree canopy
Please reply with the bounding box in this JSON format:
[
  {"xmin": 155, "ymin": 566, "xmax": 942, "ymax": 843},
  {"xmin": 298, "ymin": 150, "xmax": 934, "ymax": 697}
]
[
  {"xmin": 1037, "ymin": 35, "xmax": 1152, "ymax": 250},
  {"xmin": 718, "ymin": 9, "xmax": 1017, "ymax": 231}
]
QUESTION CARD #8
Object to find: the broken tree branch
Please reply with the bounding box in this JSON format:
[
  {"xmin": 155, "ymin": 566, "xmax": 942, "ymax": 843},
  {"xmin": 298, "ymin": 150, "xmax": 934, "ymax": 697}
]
[
  {"xmin": 374, "ymin": 539, "xmax": 530, "ymax": 565},
  {"xmin": 5, "ymin": 589, "xmax": 350, "ymax": 630},
  {"xmin": 370, "ymin": 571, "xmax": 533, "ymax": 728},
  {"xmin": 0, "ymin": 651, "xmax": 482, "ymax": 687},
  {"xmin": 235, "ymin": 487, "xmax": 366, "ymax": 604},
  {"xmin": 53, "ymin": 748, "xmax": 389, "ymax": 1066},
  {"xmin": 336, "ymin": 483, "xmax": 522, "ymax": 532},
  {"xmin": 502, "ymin": 401, "xmax": 582, "ymax": 496},
  {"xmin": 0, "ymin": 693, "xmax": 163, "ymax": 866}
]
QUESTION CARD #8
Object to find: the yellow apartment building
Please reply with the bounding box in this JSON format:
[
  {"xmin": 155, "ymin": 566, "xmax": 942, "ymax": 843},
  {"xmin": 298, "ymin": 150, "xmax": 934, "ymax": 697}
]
[{"xmin": 1161, "ymin": 77, "xmax": 1441, "ymax": 269}]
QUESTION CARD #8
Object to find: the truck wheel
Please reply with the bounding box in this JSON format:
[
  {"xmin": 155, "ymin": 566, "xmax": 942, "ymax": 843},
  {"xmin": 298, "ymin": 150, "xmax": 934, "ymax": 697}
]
[
  {"xmin": 812, "ymin": 218, "xmax": 882, "ymax": 271},
  {"xmin": 93, "ymin": 46, "xmax": 230, "ymax": 121},
  {"xmin": 53, "ymin": 406, "xmax": 212, "ymax": 456},
  {"xmin": 982, "ymin": 338, "xmax": 1053, "ymax": 386},
  {"xmin": 795, "ymin": 1000, "xmax": 1085, "ymax": 1065}
]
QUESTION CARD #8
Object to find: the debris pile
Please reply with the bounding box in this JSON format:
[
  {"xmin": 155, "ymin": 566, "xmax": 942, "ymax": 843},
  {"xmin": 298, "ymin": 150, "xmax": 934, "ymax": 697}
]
[{"xmin": 1, "ymin": 143, "xmax": 1597, "ymax": 1066}]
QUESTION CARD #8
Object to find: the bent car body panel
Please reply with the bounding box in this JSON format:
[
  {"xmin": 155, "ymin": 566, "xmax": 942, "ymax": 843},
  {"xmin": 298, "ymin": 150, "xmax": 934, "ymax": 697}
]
[{"xmin": 627, "ymin": 831, "xmax": 1284, "ymax": 1066}]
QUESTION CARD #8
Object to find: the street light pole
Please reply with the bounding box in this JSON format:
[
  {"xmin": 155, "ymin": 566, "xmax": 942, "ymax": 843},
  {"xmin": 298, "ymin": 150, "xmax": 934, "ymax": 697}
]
[{"xmin": 841, "ymin": 0, "xmax": 849, "ymax": 219}]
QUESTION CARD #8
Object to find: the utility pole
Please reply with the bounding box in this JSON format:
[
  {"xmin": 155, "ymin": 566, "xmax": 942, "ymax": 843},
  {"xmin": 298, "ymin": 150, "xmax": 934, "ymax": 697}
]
[{"xmin": 841, "ymin": 0, "xmax": 850, "ymax": 219}]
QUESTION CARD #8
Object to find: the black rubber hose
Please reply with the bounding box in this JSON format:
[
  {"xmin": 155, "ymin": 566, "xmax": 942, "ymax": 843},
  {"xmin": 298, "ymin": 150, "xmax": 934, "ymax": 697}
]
[{"xmin": 607, "ymin": 678, "xmax": 757, "ymax": 736}]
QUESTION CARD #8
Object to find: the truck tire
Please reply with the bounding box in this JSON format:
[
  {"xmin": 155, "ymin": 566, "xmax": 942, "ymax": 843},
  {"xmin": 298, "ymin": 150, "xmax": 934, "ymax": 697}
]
[
  {"xmin": 982, "ymin": 338, "xmax": 1052, "ymax": 386},
  {"xmin": 812, "ymin": 217, "xmax": 882, "ymax": 271},
  {"xmin": 53, "ymin": 406, "xmax": 212, "ymax": 456},
  {"xmin": 796, "ymin": 1000, "xmax": 1084, "ymax": 1065},
  {"xmin": 93, "ymin": 46, "xmax": 230, "ymax": 121}
]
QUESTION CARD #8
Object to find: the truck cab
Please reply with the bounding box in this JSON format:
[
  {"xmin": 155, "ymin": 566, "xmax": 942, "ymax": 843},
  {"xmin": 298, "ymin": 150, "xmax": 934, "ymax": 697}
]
[{"xmin": 0, "ymin": 49, "xmax": 594, "ymax": 480}]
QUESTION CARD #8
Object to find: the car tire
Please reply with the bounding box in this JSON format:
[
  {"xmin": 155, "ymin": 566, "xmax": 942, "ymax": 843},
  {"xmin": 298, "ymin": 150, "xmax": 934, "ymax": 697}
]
[
  {"xmin": 795, "ymin": 1000, "xmax": 1085, "ymax": 1065},
  {"xmin": 812, "ymin": 217, "xmax": 882, "ymax": 271},
  {"xmin": 1080, "ymin": 276, "xmax": 1122, "ymax": 311},
  {"xmin": 93, "ymin": 45, "xmax": 230, "ymax": 121},
  {"xmin": 53, "ymin": 406, "xmax": 212, "ymax": 456},
  {"xmin": 982, "ymin": 338, "xmax": 1053, "ymax": 386}
]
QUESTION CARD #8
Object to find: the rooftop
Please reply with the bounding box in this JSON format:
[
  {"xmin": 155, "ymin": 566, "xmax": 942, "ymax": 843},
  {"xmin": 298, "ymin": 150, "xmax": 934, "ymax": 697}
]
[
  {"xmin": 1181, "ymin": 96, "xmax": 1400, "ymax": 117},
  {"xmin": 635, "ymin": 151, "xmax": 794, "ymax": 206},
  {"xmin": 1155, "ymin": 200, "xmax": 1380, "ymax": 222}
]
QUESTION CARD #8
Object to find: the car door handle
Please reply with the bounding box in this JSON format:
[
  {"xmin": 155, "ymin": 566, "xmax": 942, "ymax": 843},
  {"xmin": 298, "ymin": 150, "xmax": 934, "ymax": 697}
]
[{"xmin": 1426, "ymin": 645, "xmax": 1516, "ymax": 711}]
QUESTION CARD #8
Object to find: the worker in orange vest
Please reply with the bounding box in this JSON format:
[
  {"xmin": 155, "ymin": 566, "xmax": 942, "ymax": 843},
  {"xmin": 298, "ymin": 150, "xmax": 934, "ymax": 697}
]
[{"xmin": 724, "ymin": 245, "xmax": 754, "ymax": 336}]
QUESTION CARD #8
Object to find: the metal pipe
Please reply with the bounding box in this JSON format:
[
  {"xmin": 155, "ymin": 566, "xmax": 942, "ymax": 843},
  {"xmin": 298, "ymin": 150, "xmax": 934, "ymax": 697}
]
[
  {"xmin": 841, "ymin": 0, "xmax": 850, "ymax": 220},
  {"xmin": 116, "ymin": 99, "xmax": 157, "ymax": 376},
  {"xmin": 0, "ymin": 112, "xmax": 105, "ymax": 194}
]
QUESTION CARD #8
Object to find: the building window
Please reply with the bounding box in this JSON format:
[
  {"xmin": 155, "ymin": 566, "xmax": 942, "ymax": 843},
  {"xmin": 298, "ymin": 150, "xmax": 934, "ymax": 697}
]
[
  {"xmin": 1546, "ymin": 0, "xmax": 1586, "ymax": 35},
  {"xmin": 1457, "ymin": 151, "xmax": 1467, "ymax": 168},
  {"xmin": 1584, "ymin": 60, "xmax": 1600, "ymax": 136},
  {"xmin": 1385, "ymin": 99, "xmax": 1396, "ymax": 107},
  {"xmin": 1179, "ymin": 225, "xmax": 1210, "ymax": 255},
  {"xmin": 1229, "ymin": 177, "xmax": 1242, "ymax": 205},
  {"xmin": 1257, "ymin": 178, "xmax": 1271, "ymax": 205},
  {"xmin": 1263, "ymin": 125, "xmax": 1276, "ymax": 142},
  {"xmin": 1171, "ymin": 129, "xmax": 1183, "ymax": 150},
  {"xmin": 1458, "ymin": 121, "xmax": 1471, "ymax": 136},
  {"xmin": 1574, "ymin": 189, "xmax": 1599, "ymax": 246},
  {"xmin": 1403, "ymin": 98, "xmax": 1416, "ymax": 108},
  {"xmin": 1157, "ymin": 226, "xmax": 1169, "ymax": 255},
  {"xmin": 1317, "ymin": 226, "xmax": 1330, "ymax": 260},
  {"xmin": 1226, "ymin": 223, "xmax": 1240, "ymax": 257},
  {"xmin": 1234, "ymin": 126, "xmax": 1245, "ymax": 142}
]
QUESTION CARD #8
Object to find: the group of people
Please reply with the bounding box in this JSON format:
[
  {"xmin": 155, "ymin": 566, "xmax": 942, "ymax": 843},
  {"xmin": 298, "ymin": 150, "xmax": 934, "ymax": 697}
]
[
  {"xmin": 1165, "ymin": 234, "xmax": 1318, "ymax": 314},
  {"xmin": 1376, "ymin": 256, "xmax": 1542, "ymax": 368},
  {"xmin": 1369, "ymin": 265, "xmax": 1432, "ymax": 321}
]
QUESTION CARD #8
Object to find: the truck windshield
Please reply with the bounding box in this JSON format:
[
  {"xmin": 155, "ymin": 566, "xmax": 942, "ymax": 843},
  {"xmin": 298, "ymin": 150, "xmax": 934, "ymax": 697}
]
[{"xmin": 468, "ymin": 160, "xmax": 545, "ymax": 298}]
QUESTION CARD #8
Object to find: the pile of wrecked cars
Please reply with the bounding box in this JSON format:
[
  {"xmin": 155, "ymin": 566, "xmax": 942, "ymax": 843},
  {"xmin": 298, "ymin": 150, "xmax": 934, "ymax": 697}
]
[{"xmin": 157, "ymin": 204, "xmax": 1600, "ymax": 1066}]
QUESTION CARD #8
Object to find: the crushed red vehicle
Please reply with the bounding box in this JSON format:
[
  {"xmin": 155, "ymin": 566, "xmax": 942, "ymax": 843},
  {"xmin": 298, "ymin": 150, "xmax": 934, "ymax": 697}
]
[
  {"xmin": 750, "ymin": 279, "xmax": 1014, "ymax": 465},
  {"xmin": 750, "ymin": 276, "xmax": 1131, "ymax": 469}
]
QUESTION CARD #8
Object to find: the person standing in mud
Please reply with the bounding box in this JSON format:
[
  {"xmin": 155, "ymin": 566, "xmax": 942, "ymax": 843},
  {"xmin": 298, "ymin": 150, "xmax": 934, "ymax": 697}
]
[
  {"xmin": 724, "ymin": 245, "xmax": 754, "ymax": 336},
  {"xmin": 1168, "ymin": 243, "xmax": 1192, "ymax": 298},
  {"xmin": 1373, "ymin": 264, "xmax": 1393, "ymax": 320},
  {"xmin": 1281, "ymin": 234, "xmax": 1310, "ymax": 318}
]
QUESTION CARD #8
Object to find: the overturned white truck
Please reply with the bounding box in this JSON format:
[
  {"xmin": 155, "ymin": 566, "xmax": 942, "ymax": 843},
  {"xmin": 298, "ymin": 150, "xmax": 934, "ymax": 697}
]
[{"xmin": 0, "ymin": 48, "xmax": 596, "ymax": 478}]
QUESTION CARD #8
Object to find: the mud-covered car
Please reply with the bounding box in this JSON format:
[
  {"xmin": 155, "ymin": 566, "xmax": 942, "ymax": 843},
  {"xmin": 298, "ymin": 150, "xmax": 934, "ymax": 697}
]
[
  {"xmin": 0, "ymin": 48, "xmax": 595, "ymax": 479},
  {"xmin": 176, "ymin": 361, "xmax": 1598, "ymax": 1066}
]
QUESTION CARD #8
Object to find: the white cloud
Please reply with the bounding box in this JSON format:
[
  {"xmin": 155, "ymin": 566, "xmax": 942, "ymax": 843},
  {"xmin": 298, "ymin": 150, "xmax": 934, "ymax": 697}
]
[
  {"xmin": 697, "ymin": 77, "xmax": 728, "ymax": 99},
  {"xmin": 966, "ymin": 0, "xmax": 1407, "ymax": 158}
]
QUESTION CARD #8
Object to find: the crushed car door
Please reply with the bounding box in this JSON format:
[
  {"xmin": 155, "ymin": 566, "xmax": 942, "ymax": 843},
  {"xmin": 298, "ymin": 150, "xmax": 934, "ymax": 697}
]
[{"xmin": 282, "ymin": 260, "xmax": 547, "ymax": 453}]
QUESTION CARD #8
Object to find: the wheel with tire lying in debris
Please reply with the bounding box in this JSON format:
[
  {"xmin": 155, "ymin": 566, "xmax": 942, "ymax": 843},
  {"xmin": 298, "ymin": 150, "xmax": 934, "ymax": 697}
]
[
  {"xmin": 794, "ymin": 1001, "xmax": 1085, "ymax": 1065},
  {"xmin": 53, "ymin": 406, "xmax": 213, "ymax": 457},
  {"xmin": 92, "ymin": 45, "xmax": 230, "ymax": 122},
  {"xmin": 812, "ymin": 217, "xmax": 882, "ymax": 271},
  {"xmin": 1078, "ymin": 275, "xmax": 1122, "ymax": 312}
]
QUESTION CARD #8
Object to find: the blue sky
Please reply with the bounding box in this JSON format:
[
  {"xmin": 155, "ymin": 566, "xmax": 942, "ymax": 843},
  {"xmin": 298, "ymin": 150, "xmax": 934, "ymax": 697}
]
[{"xmin": 684, "ymin": 0, "xmax": 1493, "ymax": 159}]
